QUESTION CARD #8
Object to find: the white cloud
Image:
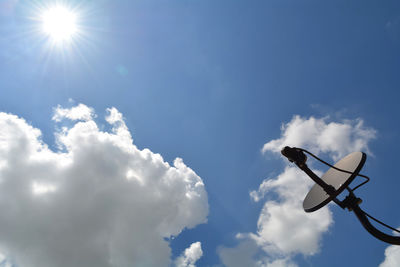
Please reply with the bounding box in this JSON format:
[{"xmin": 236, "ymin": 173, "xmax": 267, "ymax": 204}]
[
  {"xmin": 249, "ymin": 167, "xmax": 331, "ymax": 256},
  {"xmin": 262, "ymin": 115, "xmax": 376, "ymax": 161},
  {"xmin": 264, "ymin": 258, "xmax": 297, "ymax": 267},
  {"xmin": 52, "ymin": 103, "xmax": 95, "ymax": 122},
  {"xmin": 0, "ymin": 104, "xmax": 208, "ymax": 267},
  {"xmin": 380, "ymin": 245, "xmax": 400, "ymax": 267},
  {"xmin": 0, "ymin": 252, "xmax": 13, "ymax": 267},
  {"xmin": 174, "ymin": 242, "xmax": 203, "ymax": 267},
  {"xmin": 105, "ymin": 107, "xmax": 124, "ymax": 124},
  {"xmin": 219, "ymin": 115, "xmax": 376, "ymax": 266}
]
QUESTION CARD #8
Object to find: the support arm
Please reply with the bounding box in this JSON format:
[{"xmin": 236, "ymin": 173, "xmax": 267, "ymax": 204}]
[{"xmin": 342, "ymin": 193, "xmax": 400, "ymax": 245}]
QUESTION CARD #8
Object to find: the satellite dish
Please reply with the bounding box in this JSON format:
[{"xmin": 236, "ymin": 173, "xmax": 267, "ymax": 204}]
[
  {"xmin": 303, "ymin": 152, "xmax": 366, "ymax": 212},
  {"xmin": 281, "ymin": 146, "xmax": 400, "ymax": 245}
]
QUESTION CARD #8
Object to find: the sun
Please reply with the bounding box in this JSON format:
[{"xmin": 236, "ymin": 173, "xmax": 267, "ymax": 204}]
[{"xmin": 41, "ymin": 5, "xmax": 78, "ymax": 43}]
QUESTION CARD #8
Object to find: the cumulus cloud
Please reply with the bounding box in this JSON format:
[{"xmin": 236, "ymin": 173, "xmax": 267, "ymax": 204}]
[
  {"xmin": 0, "ymin": 104, "xmax": 208, "ymax": 267},
  {"xmin": 52, "ymin": 103, "xmax": 95, "ymax": 122},
  {"xmin": 262, "ymin": 115, "xmax": 376, "ymax": 161},
  {"xmin": 249, "ymin": 167, "xmax": 331, "ymax": 256},
  {"xmin": 174, "ymin": 242, "xmax": 203, "ymax": 267},
  {"xmin": 219, "ymin": 115, "xmax": 376, "ymax": 266},
  {"xmin": 379, "ymin": 244, "xmax": 400, "ymax": 267}
]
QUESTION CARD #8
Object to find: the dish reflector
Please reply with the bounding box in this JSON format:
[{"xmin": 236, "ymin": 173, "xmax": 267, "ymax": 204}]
[{"xmin": 303, "ymin": 152, "xmax": 366, "ymax": 212}]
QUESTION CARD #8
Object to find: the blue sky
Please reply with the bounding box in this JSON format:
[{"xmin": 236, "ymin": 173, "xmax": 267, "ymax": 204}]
[{"xmin": 1, "ymin": 0, "xmax": 400, "ymax": 266}]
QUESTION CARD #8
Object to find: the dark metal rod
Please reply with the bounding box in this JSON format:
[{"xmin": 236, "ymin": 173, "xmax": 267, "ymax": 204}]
[
  {"xmin": 298, "ymin": 163, "xmax": 345, "ymax": 208},
  {"xmin": 297, "ymin": 163, "xmax": 336, "ymax": 196},
  {"xmin": 351, "ymin": 204, "xmax": 400, "ymax": 245}
]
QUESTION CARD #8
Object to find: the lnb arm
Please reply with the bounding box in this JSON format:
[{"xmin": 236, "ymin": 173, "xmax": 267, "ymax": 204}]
[{"xmin": 281, "ymin": 146, "xmax": 336, "ymax": 196}]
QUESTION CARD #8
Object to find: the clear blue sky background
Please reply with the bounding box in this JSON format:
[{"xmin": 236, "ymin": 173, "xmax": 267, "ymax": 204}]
[{"xmin": 1, "ymin": 0, "xmax": 400, "ymax": 266}]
